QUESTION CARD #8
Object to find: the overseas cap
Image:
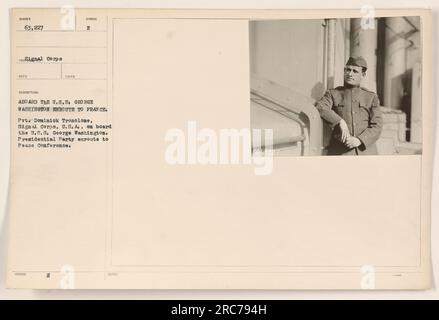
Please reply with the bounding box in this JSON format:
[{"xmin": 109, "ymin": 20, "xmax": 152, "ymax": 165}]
[{"xmin": 346, "ymin": 56, "xmax": 368, "ymax": 70}]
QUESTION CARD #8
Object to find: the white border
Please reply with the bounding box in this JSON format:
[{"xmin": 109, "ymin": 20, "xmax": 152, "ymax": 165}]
[{"xmin": 0, "ymin": 0, "xmax": 437, "ymax": 299}]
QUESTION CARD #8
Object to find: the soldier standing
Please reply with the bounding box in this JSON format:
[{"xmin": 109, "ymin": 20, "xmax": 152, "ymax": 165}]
[{"xmin": 315, "ymin": 56, "xmax": 383, "ymax": 155}]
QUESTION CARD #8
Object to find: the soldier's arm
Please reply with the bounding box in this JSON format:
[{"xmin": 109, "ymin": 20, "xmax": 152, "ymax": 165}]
[
  {"xmin": 357, "ymin": 94, "xmax": 383, "ymax": 149},
  {"xmin": 314, "ymin": 90, "xmax": 343, "ymax": 128}
]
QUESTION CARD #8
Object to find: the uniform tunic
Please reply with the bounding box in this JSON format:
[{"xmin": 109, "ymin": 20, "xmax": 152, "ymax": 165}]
[{"xmin": 314, "ymin": 86, "xmax": 383, "ymax": 155}]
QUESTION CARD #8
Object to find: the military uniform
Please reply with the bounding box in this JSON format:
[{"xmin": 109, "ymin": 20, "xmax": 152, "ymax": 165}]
[{"xmin": 315, "ymin": 85, "xmax": 383, "ymax": 155}]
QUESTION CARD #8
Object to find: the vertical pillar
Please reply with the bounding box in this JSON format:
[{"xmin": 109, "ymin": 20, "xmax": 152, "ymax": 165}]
[
  {"xmin": 350, "ymin": 18, "xmax": 378, "ymax": 93},
  {"xmin": 333, "ymin": 19, "xmax": 349, "ymax": 87},
  {"xmin": 326, "ymin": 19, "xmax": 336, "ymax": 89},
  {"xmin": 383, "ymin": 17, "xmax": 407, "ymax": 109},
  {"xmin": 344, "ymin": 19, "xmax": 351, "ymax": 63},
  {"xmin": 411, "ymin": 61, "xmax": 422, "ymax": 143}
]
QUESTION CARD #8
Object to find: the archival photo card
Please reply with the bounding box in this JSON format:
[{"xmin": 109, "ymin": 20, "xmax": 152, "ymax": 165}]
[{"xmin": 6, "ymin": 8, "xmax": 432, "ymax": 290}]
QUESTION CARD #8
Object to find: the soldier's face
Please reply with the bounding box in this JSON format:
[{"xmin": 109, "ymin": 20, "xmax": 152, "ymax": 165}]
[{"xmin": 344, "ymin": 65, "xmax": 365, "ymax": 86}]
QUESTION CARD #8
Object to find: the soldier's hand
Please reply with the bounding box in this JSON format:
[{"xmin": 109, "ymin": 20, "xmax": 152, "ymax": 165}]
[
  {"xmin": 338, "ymin": 119, "xmax": 349, "ymax": 143},
  {"xmin": 345, "ymin": 136, "xmax": 362, "ymax": 149}
]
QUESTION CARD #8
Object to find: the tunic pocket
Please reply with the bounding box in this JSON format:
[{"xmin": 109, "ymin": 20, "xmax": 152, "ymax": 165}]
[{"xmin": 359, "ymin": 103, "xmax": 371, "ymax": 120}]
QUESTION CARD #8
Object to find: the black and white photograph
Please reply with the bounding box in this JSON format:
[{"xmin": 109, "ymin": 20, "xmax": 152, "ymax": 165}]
[
  {"xmin": 0, "ymin": 2, "xmax": 437, "ymax": 302},
  {"xmin": 250, "ymin": 16, "xmax": 422, "ymax": 156}
]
